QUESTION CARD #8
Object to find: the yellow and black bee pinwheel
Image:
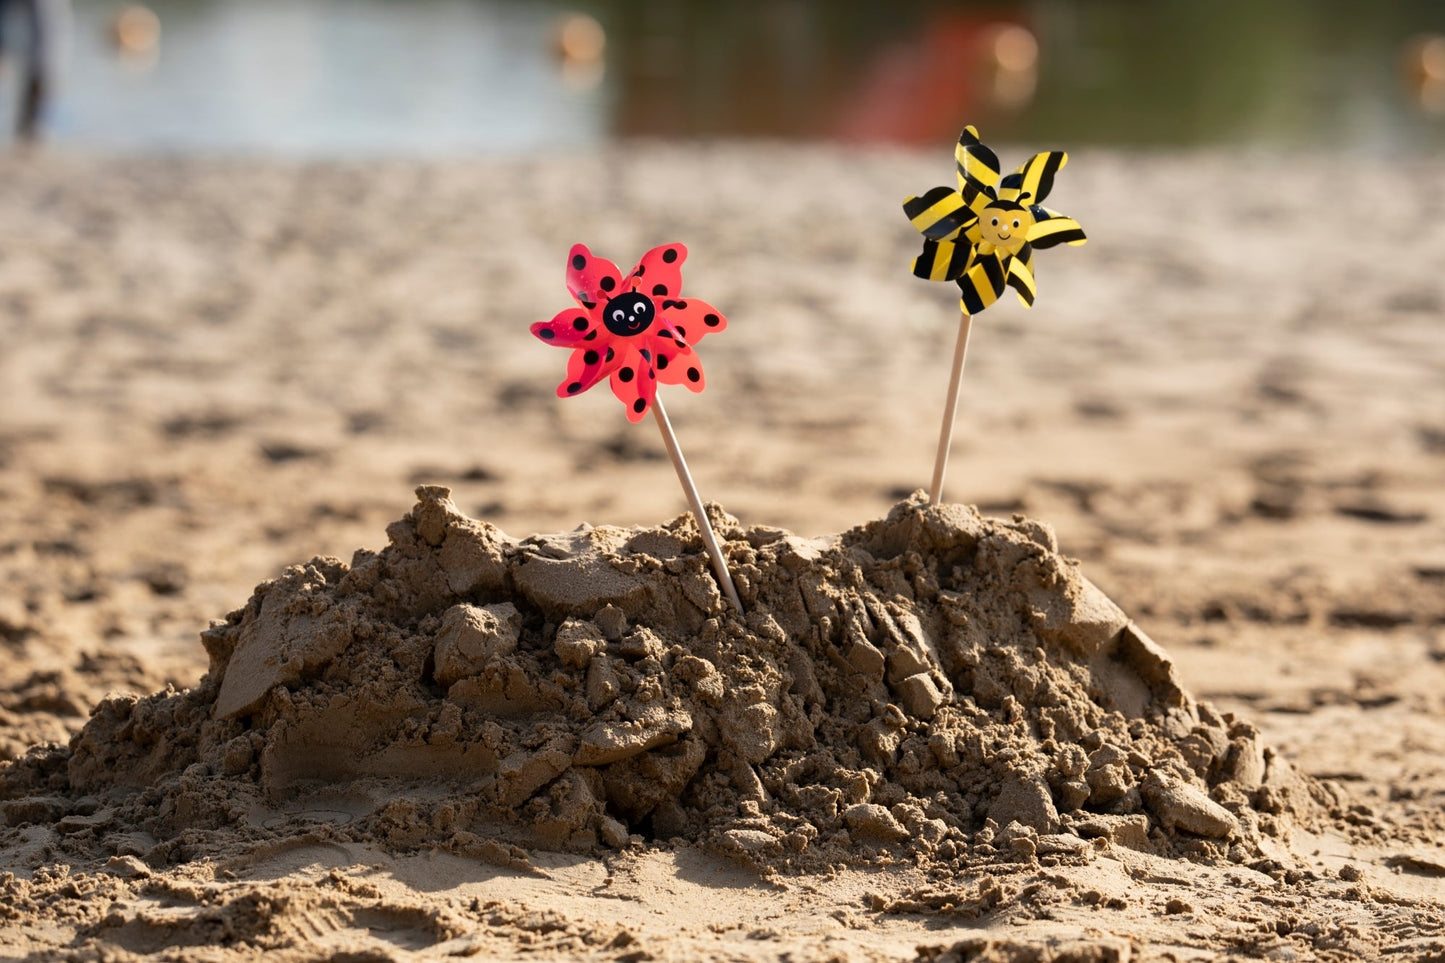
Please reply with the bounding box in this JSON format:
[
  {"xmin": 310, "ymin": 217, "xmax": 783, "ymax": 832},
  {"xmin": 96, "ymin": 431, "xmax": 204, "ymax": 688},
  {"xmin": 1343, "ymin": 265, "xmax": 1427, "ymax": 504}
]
[{"xmin": 903, "ymin": 126, "xmax": 1086, "ymax": 315}]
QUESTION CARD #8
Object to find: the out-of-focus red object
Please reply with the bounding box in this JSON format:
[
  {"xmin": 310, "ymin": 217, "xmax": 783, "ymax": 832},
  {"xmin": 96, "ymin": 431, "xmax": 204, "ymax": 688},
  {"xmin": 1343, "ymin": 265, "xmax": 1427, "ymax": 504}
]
[{"xmin": 836, "ymin": 12, "xmax": 1038, "ymax": 145}]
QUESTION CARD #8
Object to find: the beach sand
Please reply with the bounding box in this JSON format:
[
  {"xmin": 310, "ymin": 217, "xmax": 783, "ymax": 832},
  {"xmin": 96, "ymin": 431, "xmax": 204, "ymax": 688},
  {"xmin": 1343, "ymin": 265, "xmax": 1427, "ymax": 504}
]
[{"xmin": 0, "ymin": 145, "xmax": 1442, "ymax": 960}]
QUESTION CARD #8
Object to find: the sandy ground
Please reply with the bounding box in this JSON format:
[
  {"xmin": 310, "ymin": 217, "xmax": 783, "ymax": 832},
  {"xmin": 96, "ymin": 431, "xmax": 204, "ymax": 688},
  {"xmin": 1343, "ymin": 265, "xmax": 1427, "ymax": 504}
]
[{"xmin": 0, "ymin": 143, "xmax": 1442, "ymax": 960}]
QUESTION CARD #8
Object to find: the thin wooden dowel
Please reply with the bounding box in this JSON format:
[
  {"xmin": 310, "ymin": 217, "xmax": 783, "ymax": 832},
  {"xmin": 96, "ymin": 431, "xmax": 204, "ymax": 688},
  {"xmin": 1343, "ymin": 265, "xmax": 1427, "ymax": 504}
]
[
  {"xmin": 652, "ymin": 396, "xmax": 744, "ymax": 615},
  {"xmin": 929, "ymin": 312, "xmax": 974, "ymax": 505}
]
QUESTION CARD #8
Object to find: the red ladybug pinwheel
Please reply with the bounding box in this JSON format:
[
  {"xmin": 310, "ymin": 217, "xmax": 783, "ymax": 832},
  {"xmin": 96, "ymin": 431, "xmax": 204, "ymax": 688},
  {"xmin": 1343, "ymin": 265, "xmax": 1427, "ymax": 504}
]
[{"xmin": 531, "ymin": 243, "xmax": 728, "ymax": 423}]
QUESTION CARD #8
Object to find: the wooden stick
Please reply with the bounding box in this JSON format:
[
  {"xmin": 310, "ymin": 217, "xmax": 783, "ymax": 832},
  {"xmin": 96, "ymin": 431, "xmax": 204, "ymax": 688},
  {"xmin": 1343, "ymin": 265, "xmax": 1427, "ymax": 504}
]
[
  {"xmin": 652, "ymin": 396, "xmax": 744, "ymax": 615},
  {"xmin": 929, "ymin": 312, "xmax": 974, "ymax": 505}
]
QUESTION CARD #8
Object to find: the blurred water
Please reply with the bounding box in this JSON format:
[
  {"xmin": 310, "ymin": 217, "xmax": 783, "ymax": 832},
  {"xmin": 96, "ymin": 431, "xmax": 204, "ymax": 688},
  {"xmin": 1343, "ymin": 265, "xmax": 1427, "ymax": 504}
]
[
  {"xmin": 11, "ymin": 0, "xmax": 1445, "ymax": 154},
  {"xmin": 52, "ymin": 0, "xmax": 611, "ymax": 154}
]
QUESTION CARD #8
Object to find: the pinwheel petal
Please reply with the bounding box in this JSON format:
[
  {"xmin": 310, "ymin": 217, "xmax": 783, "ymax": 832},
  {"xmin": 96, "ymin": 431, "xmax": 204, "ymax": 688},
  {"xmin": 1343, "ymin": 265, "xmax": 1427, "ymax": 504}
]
[
  {"xmin": 954, "ymin": 126, "xmax": 1001, "ymax": 214},
  {"xmin": 531, "ymin": 305, "xmax": 601, "ymax": 348},
  {"xmin": 566, "ymin": 244, "xmax": 625, "ymax": 311},
  {"xmin": 609, "ymin": 344, "xmax": 659, "ymax": 422},
  {"xmin": 1006, "ymin": 244, "xmax": 1037, "ymax": 307},
  {"xmin": 1026, "ymin": 210, "xmax": 1087, "ymax": 249},
  {"xmin": 651, "ymin": 336, "xmax": 706, "ymax": 391},
  {"xmin": 956, "ymin": 255, "xmax": 1008, "ymax": 316},
  {"xmin": 557, "ymin": 341, "xmax": 621, "ymax": 398},
  {"xmin": 912, "ymin": 239, "xmax": 973, "ymax": 282},
  {"xmin": 903, "ymin": 186, "xmax": 976, "ymax": 241},
  {"xmin": 645, "ymin": 329, "xmax": 683, "ymax": 375},
  {"xmin": 629, "ymin": 243, "xmax": 688, "ymax": 301},
  {"xmin": 656, "ymin": 296, "xmax": 727, "ymax": 346},
  {"xmin": 1010, "ymin": 151, "xmax": 1068, "ymax": 205}
]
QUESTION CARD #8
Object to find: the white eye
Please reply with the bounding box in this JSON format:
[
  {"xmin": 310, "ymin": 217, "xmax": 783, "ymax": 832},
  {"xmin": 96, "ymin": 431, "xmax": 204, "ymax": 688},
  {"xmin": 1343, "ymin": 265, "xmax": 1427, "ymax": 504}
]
[
  {"xmin": 991, "ymin": 217, "xmax": 999, "ymax": 226},
  {"xmin": 1012, "ymin": 219, "xmax": 1020, "ymax": 228},
  {"xmin": 612, "ymin": 309, "xmax": 625, "ymax": 322}
]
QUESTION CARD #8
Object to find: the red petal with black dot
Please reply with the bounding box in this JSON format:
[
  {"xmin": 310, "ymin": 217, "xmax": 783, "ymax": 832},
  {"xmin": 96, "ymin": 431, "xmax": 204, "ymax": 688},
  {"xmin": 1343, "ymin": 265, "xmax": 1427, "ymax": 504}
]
[
  {"xmin": 628, "ymin": 243, "xmax": 687, "ymax": 299},
  {"xmin": 656, "ymin": 296, "xmax": 727, "ymax": 345},
  {"xmin": 556, "ymin": 339, "xmax": 622, "ymax": 398},
  {"xmin": 530, "ymin": 306, "xmax": 599, "ymax": 347},
  {"xmin": 608, "ymin": 344, "xmax": 659, "ymax": 422},
  {"xmin": 653, "ymin": 340, "xmax": 706, "ymax": 392},
  {"xmin": 566, "ymin": 243, "xmax": 624, "ymax": 309}
]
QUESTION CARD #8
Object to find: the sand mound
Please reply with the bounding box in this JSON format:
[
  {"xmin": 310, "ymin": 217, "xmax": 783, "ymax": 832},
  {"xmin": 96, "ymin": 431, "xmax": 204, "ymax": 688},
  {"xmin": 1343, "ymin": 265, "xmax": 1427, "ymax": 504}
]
[{"xmin": 2, "ymin": 488, "xmax": 1329, "ymax": 872}]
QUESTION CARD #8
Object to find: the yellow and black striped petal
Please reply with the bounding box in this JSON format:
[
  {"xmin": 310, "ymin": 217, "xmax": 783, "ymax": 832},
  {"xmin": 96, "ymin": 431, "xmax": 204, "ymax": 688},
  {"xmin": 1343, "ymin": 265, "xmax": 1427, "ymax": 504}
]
[
  {"xmin": 997, "ymin": 171, "xmax": 1024, "ymax": 204},
  {"xmin": 911, "ymin": 239, "xmax": 973, "ymax": 282},
  {"xmin": 956, "ymin": 254, "xmax": 1007, "ymax": 315},
  {"xmin": 1010, "ymin": 151, "xmax": 1068, "ymax": 205},
  {"xmin": 954, "ymin": 126, "xmax": 1001, "ymax": 214},
  {"xmin": 1026, "ymin": 208, "xmax": 1087, "ymax": 249},
  {"xmin": 1006, "ymin": 244, "xmax": 1037, "ymax": 307},
  {"xmin": 902, "ymin": 186, "xmax": 976, "ymax": 241}
]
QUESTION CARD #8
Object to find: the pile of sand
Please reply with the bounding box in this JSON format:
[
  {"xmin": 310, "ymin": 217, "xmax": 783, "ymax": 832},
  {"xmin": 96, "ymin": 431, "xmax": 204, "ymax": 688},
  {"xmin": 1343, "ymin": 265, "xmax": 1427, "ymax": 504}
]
[{"xmin": 1, "ymin": 488, "xmax": 1329, "ymax": 873}]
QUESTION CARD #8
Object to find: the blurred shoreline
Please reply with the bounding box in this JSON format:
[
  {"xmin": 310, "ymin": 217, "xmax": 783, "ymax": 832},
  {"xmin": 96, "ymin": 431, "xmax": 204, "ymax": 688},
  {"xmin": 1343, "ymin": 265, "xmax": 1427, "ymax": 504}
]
[{"xmin": 7, "ymin": 0, "xmax": 1444, "ymax": 156}]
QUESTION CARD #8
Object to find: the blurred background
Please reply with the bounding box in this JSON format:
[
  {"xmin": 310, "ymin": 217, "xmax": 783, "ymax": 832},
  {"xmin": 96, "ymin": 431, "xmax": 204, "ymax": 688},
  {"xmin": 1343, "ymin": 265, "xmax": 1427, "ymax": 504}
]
[{"xmin": 4, "ymin": 0, "xmax": 1445, "ymax": 154}]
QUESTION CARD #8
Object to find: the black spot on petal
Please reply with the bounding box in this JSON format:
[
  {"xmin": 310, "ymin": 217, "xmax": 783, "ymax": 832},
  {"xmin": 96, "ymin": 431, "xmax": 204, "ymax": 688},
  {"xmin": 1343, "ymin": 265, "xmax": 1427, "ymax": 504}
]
[
  {"xmin": 640, "ymin": 349, "xmax": 651, "ymax": 361},
  {"xmin": 652, "ymin": 284, "xmax": 667, "ymax": 296},
  {"xmin": 687, "ymin": 367, "xmax": 700, "ymax": 383},
  {"xmin": 704, "ymin": 313, "xmax": 720, "ymax": 327},
  {"xmin": 584, "ymin": 350, "xmax": 599, "ymax": 365},
  {"xmin": 619, "ymin": 367, "xmax": 634, "ymax": 383},
  {"xmin": 539, "ymin": 328, "xmax": 555, "ymax": 340},
  {"xmin": 572, "ymin": 254, "xmax": 586, "ymax": 270},
  {"xmin": 633, "ymin": 398, "xmax": 647, "ymax": 413},
  {"xmin": 600, "ymin": 276, "xmax": 616, "ymax": 292},
  {"xmin": 662, "ymin": 248, "xmax": 678, "ymax": 263},
  {"xmin": 605, "ymin": 347, "xmax": 614, "ymax": 361},
  {"xmin": 567, "ymin": 382, "xmax": 582, "ymax": 394},
  {"xmin": 676, "ymin": 326, "xmax": 687, "ymax": 339},
  {"xmin": 572, "ymin": 317, "xmax": 588, "ymax": 331},
  {"xmin": 584, "ymin": 330, "xmax": 598, "ymax": 340},
  {"xmin": 657, "ymin": 354, "xmax": 669, "ymax": 370}
]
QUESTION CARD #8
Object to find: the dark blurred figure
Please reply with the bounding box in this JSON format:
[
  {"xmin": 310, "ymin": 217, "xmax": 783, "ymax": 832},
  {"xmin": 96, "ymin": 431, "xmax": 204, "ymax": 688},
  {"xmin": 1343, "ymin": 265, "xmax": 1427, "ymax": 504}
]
[{"xmin": 0, "ymin": 0, "xmax": 65, "ymax": 141}]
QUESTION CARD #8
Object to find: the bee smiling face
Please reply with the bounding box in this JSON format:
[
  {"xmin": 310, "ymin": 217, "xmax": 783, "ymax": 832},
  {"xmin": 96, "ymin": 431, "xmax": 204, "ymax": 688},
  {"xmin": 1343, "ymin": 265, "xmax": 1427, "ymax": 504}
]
[
  {"xmin": 978, "ymin": 204, "xmax": 1035, "ymax": 255},
  {"xmin": 603, "ymin": 292, "xmax": 655, "ymax": 337}
]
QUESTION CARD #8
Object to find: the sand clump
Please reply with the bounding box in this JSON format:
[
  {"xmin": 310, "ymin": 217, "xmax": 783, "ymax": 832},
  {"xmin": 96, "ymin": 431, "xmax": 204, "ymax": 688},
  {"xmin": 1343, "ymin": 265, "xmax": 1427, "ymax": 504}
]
[{"xmin": 1, "ymin": 487, "xmax": 1330, "ymax": 873}]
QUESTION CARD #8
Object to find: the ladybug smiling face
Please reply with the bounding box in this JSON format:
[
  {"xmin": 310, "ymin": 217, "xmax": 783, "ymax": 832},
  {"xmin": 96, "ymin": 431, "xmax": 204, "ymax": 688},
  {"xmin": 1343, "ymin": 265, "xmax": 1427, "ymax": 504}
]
[{"xmin": 604, "ymin": 291, "xmax": 655, "ymax": 337}]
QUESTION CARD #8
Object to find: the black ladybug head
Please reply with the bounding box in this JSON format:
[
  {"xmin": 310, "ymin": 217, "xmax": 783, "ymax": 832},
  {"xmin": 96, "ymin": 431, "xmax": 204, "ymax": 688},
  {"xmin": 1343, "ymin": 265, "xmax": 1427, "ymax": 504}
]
[{"xmin": 603, "ymin": 292, "xmax": 655, "ymax": 337}]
